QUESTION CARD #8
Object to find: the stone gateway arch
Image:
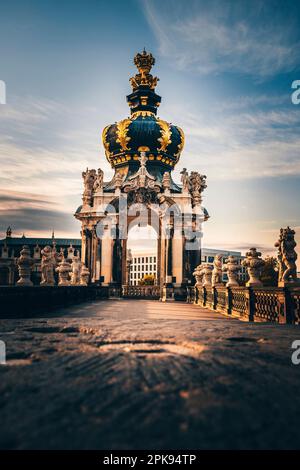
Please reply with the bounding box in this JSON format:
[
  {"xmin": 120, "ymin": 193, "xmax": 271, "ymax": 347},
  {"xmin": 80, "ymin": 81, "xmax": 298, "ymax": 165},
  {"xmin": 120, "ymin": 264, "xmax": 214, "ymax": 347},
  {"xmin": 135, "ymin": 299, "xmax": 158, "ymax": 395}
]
[{"xmin": 75, "ymin": 50, "xmax": 209, "ymax": 299}]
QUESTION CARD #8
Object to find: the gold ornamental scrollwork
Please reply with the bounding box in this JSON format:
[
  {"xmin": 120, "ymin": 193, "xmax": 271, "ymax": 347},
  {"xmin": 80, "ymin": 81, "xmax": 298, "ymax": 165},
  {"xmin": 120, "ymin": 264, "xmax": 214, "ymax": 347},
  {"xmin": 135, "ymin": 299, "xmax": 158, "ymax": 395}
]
[
  {"xmin": 174, "ymin": 126, "xmax": 185, "ymax": 159},
  {"xmin": 102, "ymin": 125, "xmax": 113, "ymax": 161},
  {"xmin": 116, "ymin": 119, "xmax": 131, "ymax": 151},
  {"xmin": 131, "ymin": 111, "xmax": 155, "ymax": 119},
  {"xmin": 157, "ymin": 119, "xmax": 172, "ymax": 152}
]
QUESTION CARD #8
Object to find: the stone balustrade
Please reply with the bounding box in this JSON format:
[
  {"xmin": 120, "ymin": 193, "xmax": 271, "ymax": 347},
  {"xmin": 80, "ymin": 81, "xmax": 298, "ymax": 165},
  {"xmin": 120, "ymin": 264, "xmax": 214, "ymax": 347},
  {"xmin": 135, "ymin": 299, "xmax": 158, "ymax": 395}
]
[
  {"xmin": 122, "ymin": 285, "xmax": 160, "ymax": 299},
  {"xmin": 191, "ymin": 284, "xmax": 300, "ymax": 324},
  {"xmin": 0, "ymin": 285, "xmax": 109, "ymax": 318}
]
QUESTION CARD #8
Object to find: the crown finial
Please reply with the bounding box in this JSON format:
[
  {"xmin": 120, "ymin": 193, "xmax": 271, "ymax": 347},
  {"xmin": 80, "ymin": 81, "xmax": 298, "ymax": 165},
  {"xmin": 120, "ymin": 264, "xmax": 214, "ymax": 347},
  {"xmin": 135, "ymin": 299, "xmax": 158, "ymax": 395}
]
[{"xmin": 130, "ymin": 50, "xmax": 159, "ymax": 91}]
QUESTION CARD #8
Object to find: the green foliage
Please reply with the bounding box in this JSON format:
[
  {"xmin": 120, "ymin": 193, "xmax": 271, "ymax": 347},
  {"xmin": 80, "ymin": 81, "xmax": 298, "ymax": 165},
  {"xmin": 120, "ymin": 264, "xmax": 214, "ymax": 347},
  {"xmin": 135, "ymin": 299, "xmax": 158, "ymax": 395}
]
[
  {"xmin": 261, "ymin": 256, "xmax": 278, "ymax": 287},
  {"xmin": 139, "ymin": 274, "xmax": 155, "ymax": 286}
]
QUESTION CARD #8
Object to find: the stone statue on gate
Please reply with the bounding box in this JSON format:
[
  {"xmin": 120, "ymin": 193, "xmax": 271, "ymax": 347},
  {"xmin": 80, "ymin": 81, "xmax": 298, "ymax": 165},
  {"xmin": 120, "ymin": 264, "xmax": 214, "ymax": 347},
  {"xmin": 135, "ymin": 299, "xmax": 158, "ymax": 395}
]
[
  {"xmin": 275, "ymin": 227, "xmax": 299, "ymax": 286},
  {"xmin": 40, "ymin": 246, "xmax": 55, "ymax": 286},
  {"xmin": 188, "ymin": 171, "xmax": 207, "ymax": 206},
  {"xmin": 93, "ymin": 168, "xmax": 104, "ymax": 192},
  {"xmin": 162, "ymin": 171, "xmax": 171, "ymax": 191},
  {"xmin": 82, "ymin": 168, "xmax": 96, "ymax": 205},
  {"xmin": 180, "ymin": 168, "xmax": 189, "ymax": 193},
  {"xmin": 212, "ymin": 254, "xmax": 223, "ymax": 287}
]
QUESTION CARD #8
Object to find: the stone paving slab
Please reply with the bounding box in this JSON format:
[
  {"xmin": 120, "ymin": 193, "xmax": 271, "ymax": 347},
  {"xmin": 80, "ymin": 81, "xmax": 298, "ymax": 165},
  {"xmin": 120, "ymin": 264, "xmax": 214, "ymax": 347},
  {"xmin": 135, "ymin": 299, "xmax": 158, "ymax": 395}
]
[{"xmin": 0, "ymin": 300, "xmax": 300, "ymax": 449}]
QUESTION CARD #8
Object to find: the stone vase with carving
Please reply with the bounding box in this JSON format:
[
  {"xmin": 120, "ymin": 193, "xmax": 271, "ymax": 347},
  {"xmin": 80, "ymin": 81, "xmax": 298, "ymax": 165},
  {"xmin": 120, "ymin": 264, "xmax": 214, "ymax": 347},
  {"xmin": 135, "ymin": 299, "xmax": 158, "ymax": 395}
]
[
  {"xmin": 80, "ymin": 265, "xmax": 90, "ymax": 286},
  {"xmin": 17, "ymin": 245, "xmax": 34, "ymax": 286},
  {"xmin": 201, "ymin": 263, "xmax": 213, "ymax": 287},
  {"xmin": 222, "ymin": 256, "xmax": 239, "ymax": 287},
  {"xmin": 193, "ymin": 265, "xmax": 203, "ymax": 287},
  {"xmin": 242, "ymin": 248, "xmax": 265, "ymax": 287},
  {"xmin": 56, "ymin": 257, "xmax": 71, "ymax": 286}
]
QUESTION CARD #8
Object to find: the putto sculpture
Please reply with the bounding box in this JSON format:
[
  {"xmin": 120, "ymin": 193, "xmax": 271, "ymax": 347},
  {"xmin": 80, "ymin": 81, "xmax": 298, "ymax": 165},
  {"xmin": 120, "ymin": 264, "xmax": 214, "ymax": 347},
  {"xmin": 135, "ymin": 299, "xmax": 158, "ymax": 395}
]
[
  {"xmin": 40, "ymin": 245, "xmax": 55, "ymax": 286},
  {"xmin": 82, "ymin": 168, "xmax": 96, "ymax": 206},
  {"xmin": 242, "ymin": 247, "xmax": 265, "ymax": 287},
  {"xmin": 188, "ymin": 172, "xmax": 207, "ymax": 207},
  {"xmin": 93, "ymin": 168, "xmax": 104, "ymax": 193},
  {"xmin": 71, "ymin": 254, "xmax": 82, "ymax": 285},
  {"xmin": 222, "ymin": 255, "xmax": 240, "ymax": 287},
  {"xmin": 275, "ymin": 227, "xmax": 299, "ymax": 286},
  {"xmin": 212, "ymin": 254, "xmax": 224, "ymax": 287}
]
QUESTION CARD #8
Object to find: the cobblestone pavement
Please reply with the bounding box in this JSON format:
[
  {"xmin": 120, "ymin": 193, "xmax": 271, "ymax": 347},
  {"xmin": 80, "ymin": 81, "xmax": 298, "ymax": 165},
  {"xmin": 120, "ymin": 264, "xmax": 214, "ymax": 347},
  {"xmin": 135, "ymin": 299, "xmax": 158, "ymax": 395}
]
[{"xmin": 1, "ymin": 299, "xmax": 300, "ymax": 450}]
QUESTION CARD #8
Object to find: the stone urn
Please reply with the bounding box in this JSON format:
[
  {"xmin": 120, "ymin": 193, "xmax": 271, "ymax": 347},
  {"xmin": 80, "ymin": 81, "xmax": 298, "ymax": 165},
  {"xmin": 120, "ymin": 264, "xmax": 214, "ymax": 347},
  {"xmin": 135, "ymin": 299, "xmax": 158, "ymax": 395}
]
[
  {"xmin": 193, "ymin": 265, "xmax": 203, "ymax": 286},
  {"xmin": 80, "ymin": 265, "xmax": 90, "ymax": 286},
  {"xmin": 17, "ymin": 245, "xmax": 34, "ymax": 286},
  {"xmin": 222, "ymin": 255, "xmax": 240, "ymax": 287},
  {"xmin": 201, "ymin": 263, "xmax": 213, "ymax": 287},
  {"xmin": 242, "ymin": 247, "xmax": 265, "ymax": 287},
  {"xmin": 56, "ymin": 256, "xmax": 71, "ymax": 286}
]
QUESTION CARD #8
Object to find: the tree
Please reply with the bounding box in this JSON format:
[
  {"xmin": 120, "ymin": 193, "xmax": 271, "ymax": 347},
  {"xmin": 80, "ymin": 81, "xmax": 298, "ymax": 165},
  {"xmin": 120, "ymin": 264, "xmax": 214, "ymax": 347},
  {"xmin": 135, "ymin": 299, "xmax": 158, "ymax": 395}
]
[
  {"xmin": 261, "ymin": 256, "xmax": 278, "ymax": 287},
  {"xmin": 139, "ymin": 274, "xmax": 155, "ymax": 286}
]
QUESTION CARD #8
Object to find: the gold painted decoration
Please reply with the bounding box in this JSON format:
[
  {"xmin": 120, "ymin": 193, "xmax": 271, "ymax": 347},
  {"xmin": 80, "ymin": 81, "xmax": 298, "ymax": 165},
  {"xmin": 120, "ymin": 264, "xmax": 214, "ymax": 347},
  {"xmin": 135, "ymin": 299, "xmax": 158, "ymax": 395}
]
[
  {"xmin": 129, "ymin": 50, "xmax": 159, "ymax": 91},
  {"xmin": 157, "ymin": 119, "xmax": 172, "ymax": 152},
  {"xmin": 131, "ymin": 111, "xmax": 155, "ymax": 119},
  {"xmin": 174, "ymin": 126, "xmax": 185, "ymax": 158},
  {"xmin": 102, "ymin": 125, "xmax": 113, "ymax": 161},
  {"xmin": 116, "ymin": 119, "xmax": 131, "ymax": 151}
]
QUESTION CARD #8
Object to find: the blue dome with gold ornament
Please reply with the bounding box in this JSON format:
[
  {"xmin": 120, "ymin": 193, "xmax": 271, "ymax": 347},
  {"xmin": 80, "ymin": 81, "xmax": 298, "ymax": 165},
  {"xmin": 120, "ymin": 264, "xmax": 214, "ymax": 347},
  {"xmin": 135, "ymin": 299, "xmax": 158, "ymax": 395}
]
[{"xmin": 102, "ymin": 50, "xmax": 184, "ymax": 171}]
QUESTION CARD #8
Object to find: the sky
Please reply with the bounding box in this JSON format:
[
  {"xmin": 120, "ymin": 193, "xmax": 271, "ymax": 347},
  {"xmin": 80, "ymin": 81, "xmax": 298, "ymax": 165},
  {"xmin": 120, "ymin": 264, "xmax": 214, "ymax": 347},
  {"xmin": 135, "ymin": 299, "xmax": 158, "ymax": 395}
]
[{"xmin": 0, "ymin": 0, "xmax": 300, "ymax": 258}]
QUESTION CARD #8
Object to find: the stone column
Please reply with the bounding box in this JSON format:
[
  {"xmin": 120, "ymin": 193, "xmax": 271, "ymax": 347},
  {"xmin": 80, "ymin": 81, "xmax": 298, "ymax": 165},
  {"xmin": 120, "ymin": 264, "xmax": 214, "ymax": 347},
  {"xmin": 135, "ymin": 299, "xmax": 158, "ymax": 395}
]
[
  {"xmin": 101, "ymin": 231, "xmax": 113, "ymax": 285},
  {"xmin": 172, "ymin": 236, "xmax": 183, "ymax": 285}
]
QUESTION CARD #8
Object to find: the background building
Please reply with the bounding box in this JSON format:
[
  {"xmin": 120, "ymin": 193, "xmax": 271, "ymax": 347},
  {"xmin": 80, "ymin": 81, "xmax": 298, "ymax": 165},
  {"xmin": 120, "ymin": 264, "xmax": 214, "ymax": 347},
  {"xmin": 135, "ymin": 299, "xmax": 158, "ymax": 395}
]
[
  {"xmin": 129, "ymin": 248, "xmax": 157, "ymax": 286},
  {"xmin": 0, "ymin": 227, "xmax": 80, "ymax": 285},
  {"xmin": 202, "ymin": 248, "xmax": 247, "ymax": 282}
]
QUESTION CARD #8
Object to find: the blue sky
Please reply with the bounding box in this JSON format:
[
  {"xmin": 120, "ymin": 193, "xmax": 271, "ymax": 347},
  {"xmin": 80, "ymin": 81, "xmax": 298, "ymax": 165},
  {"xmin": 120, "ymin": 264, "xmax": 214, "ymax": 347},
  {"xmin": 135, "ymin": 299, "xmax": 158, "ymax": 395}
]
[{"xmin": 0, "ymin": 0, "xmax": 300, "ymax": 256}]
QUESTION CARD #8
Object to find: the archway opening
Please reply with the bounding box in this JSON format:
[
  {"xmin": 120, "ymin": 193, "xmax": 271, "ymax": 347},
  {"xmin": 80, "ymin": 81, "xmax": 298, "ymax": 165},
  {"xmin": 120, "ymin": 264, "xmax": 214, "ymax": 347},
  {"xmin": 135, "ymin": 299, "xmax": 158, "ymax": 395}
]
[{"xmin": 126, "ymin": 224, "xmax": 158, "ymax": 287}]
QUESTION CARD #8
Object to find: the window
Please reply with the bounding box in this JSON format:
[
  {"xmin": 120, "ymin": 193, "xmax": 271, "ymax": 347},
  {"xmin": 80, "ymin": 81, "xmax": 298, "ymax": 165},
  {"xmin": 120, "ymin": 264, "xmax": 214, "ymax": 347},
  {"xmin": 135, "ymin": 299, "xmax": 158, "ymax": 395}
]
[{"xmin": 208, "ymin": 256, "xmax": 214, "ymax": 263}]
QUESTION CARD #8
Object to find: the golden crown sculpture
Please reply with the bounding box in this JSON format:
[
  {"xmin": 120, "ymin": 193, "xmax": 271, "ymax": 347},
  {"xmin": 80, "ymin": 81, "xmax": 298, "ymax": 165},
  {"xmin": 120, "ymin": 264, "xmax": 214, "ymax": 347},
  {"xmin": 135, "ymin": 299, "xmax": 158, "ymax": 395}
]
[{"xmin": 129, "ymin": 49, "xmax": 159, "ymax": 91}]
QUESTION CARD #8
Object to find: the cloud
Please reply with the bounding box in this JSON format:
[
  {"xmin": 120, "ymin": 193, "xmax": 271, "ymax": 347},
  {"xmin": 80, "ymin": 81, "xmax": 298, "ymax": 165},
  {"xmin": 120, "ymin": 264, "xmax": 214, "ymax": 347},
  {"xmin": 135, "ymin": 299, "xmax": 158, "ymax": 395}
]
[
  {"xmin": 142, "ymin": 0, "xmax": 300, "ymax": 78},
  {"xmin": 0, "ymin": 190, "xmax": 80, "ymax": 239},
  {"xmin": 170, "ymin": 103, "xmax": 300, "ymax": 181}
]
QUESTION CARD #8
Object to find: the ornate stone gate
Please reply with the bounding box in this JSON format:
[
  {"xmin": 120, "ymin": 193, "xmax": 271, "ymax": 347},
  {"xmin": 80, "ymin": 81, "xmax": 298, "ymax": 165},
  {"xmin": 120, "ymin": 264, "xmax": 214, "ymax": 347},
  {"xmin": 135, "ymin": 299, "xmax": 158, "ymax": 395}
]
[{"xmin": 75, "ymin": 50, "xmax": 209, "ymax": 300}]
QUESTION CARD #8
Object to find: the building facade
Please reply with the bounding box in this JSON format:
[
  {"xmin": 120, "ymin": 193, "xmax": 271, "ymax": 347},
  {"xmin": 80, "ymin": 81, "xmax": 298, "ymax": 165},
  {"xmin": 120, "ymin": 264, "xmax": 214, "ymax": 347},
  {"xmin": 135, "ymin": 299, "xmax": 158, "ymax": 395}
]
[
  {"xmin": 0, "ymin": 227, "xmax": 80, "ymax": 285},
  {"xmin": 202, "ymin": 248, "xmax": 247, "ymax": 282},
  {"xmin": 129, "ymin": 248, "xmax": 157, "ymax": 286}
]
